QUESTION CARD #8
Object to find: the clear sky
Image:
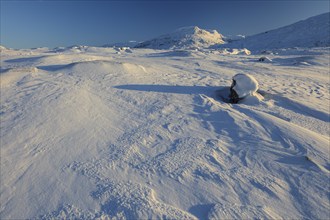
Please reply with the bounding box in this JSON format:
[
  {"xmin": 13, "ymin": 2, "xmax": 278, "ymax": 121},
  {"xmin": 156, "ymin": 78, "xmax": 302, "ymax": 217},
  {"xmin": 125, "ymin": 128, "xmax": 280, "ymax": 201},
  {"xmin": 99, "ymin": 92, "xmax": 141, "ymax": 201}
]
[{"xmin": 1, "ymin": 0, "xmax": 329, "ymax": 49}]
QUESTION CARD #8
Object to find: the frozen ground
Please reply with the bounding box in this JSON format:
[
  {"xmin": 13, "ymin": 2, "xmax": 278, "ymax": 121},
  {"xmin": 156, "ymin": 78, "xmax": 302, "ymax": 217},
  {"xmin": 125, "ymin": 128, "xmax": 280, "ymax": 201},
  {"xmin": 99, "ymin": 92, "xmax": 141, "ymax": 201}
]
[{"xmin": 0, "ymin": 46, "xmax": 329, "ymax": 219}]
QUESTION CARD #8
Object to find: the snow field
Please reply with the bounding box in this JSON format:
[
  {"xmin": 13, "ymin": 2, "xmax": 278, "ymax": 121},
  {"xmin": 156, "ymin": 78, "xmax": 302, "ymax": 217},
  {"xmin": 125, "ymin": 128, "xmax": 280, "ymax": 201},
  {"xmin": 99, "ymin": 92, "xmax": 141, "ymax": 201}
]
[{"xmin": 0, "ymin": 46, "xmax": 329, "ymax": 219}]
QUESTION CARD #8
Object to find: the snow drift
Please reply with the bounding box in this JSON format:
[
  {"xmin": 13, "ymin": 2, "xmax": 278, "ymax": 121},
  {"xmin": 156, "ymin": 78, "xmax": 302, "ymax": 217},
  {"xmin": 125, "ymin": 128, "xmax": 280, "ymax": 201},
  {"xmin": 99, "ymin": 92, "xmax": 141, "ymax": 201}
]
[{"xmin": 1, "ymin": 45, "xmax": 329, "ymax": 219}]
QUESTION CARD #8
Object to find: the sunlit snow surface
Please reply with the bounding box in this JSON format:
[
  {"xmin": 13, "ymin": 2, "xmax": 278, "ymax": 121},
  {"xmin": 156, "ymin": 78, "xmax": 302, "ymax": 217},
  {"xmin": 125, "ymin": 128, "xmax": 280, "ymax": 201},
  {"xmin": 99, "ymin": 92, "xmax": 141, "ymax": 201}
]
[{"xmin": 1, "ymin": 46, "xmax": 329, "ymax": 219}]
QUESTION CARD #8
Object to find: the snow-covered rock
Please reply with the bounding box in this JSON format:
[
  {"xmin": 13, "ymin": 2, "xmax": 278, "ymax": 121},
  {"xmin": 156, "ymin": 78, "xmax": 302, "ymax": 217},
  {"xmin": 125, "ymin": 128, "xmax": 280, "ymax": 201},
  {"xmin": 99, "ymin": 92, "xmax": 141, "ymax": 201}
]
[
  {"xmin": 230, "ymin": 73, "xmax": 260, "ymax": 102},
  {"xmin": 113, "ymin": 47, "xmax": 133, "ymax": 53},
  {"xmin": 225, "ymin": 48, "xmax": 251, "ymax": 55},
  {"xmin": 224, "ymin": 12, "xmax": 330, "ymax": 50},
  {"xmin": 135, "ymin": 26, "xmax": 225, "ymax": 49}
]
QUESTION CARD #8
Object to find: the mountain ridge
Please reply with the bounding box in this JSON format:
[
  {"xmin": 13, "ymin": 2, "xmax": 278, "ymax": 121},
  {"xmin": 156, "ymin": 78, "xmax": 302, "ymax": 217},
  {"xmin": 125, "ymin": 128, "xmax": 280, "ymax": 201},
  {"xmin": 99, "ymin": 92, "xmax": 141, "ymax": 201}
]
[{"xmin": 222, "ymin": 12, "xmax": 330, "ymax": 50}]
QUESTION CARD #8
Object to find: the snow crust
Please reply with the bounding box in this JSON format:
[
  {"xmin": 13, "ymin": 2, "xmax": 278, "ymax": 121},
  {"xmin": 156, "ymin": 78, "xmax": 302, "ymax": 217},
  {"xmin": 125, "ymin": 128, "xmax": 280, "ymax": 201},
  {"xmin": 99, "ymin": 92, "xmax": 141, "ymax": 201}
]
[{"xmin": 1, "ymin": 28, "xmax": 330, "ymax": 220}]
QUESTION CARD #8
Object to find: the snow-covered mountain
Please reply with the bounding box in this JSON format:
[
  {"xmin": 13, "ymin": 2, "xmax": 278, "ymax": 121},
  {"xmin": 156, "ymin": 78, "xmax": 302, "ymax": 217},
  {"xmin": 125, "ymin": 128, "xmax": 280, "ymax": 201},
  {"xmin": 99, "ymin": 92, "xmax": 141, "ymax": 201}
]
[
  {"xmin": 135, "ymin": 26, "xmax": 225, "ymax": 49},
  {"xmin": 135, "ymin": 13, "xmax": 329, "ymax": 51},
  {"xmin": 224, "ymin": 12, "xmax": 330, "ymax": 50}
]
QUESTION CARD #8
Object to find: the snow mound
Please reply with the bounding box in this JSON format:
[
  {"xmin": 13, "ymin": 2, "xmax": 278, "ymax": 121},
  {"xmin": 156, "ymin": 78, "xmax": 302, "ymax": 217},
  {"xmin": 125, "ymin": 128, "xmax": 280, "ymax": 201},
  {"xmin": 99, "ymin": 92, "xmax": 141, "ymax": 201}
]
[
  {"xmin": 135, "ymin": 26, "xmax": 225, "ymax": 50},
  {"xmin": 40, "ymin": 60, "xmax": 148, "ymax": 76},
  {"xmin": 0, "ymin": 67, "xmax": 39, "ymax": 88},
  {"xmin": 225, "ymin": 12, "xmax": 330, "ymax": 50},
  {"xmin": 231, "ymin": 73, "xmax": 259, "ymax": 99}
]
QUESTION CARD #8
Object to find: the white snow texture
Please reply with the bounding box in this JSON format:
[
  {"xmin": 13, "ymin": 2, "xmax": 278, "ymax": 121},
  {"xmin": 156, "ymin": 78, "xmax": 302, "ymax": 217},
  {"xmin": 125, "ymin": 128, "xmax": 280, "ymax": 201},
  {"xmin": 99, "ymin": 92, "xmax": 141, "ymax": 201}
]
[{"xmin": 1, "ymin": 13, "xmax": 330, "ymax": 220}]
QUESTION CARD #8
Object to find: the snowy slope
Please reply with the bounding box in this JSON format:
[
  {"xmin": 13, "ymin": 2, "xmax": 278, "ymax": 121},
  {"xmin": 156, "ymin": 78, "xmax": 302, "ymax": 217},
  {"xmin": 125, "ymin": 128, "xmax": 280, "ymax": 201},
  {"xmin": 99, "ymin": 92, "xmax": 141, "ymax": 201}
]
[
  {"xmin": 1, "ymin": 46, "xmax": 329, "ymax": 219},
  {"xmin": 135, "ymin": 26, "xmax": 225, "ymax": 49},
  {"xmin": 223, "ymin": 12, "xmax": 330, "ymax": 50}
]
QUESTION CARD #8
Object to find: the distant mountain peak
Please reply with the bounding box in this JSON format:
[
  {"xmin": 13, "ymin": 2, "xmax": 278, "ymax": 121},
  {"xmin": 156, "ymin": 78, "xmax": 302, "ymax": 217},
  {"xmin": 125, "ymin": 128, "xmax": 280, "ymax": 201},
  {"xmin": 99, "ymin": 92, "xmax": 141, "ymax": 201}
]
[{"xmin": 135, "ymin": 26, "xmax": 225, "ymax": 50}]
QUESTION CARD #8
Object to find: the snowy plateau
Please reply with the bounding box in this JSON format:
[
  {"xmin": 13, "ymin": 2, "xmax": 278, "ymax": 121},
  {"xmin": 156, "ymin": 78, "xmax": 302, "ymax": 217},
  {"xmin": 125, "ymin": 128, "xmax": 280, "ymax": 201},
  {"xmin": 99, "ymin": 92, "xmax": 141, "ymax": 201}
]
[{"xmin": 1, "ymin": 13, "xmax": 330, "ymax": 219}]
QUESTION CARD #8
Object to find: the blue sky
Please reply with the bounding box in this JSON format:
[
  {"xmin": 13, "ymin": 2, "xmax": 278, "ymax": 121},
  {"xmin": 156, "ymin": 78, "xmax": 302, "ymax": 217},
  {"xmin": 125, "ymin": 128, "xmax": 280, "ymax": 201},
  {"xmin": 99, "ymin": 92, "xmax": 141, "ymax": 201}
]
[{"xmin": 1, "ymin": 0, "xmax": 329, "ymax": 49}]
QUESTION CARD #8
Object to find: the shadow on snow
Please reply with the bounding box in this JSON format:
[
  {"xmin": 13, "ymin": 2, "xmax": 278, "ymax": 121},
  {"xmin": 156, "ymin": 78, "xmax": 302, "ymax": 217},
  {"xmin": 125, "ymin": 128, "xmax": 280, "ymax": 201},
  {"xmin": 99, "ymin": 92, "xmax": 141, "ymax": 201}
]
[{"xmin": 114, "ymin": 84, "xmax": 224, "ymax": 96}]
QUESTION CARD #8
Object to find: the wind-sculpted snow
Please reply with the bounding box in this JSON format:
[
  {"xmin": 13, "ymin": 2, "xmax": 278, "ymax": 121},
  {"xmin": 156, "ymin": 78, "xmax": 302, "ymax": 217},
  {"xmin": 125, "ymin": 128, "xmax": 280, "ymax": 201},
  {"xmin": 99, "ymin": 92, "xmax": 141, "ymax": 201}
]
[{"xmin": 1, "ymin": 46, "xmax": 329, "ymax": 219}]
